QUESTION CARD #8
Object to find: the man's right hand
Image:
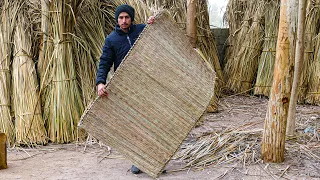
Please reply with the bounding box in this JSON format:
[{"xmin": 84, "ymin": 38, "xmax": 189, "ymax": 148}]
[{"xmin": 97, "ymin": 83, "xmax": 108, "ymax": 97}]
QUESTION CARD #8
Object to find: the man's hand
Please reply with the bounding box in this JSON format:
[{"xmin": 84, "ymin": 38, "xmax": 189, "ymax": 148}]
[
  {"xmin": 97, "ymin": 83, "xmax": 108, "ymax": 97},
  {"xmin": 147, "ymin": 16, "xmax": 155, "ymax": 24}
]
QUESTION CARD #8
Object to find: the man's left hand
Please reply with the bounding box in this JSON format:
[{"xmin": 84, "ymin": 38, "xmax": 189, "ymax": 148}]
[{"xmin": 147, "ymin": 16, "xmax": 155, "ymax": 24}]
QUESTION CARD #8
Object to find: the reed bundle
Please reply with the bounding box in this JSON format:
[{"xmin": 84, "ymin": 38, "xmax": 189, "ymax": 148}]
[
  {"xmin": 304, "ymin": 0, "xmax": 320, "ymax": 105},
  {"xmin": 196, "ymin": 0, "xmax": 224, "ymax": 99},
  {"xmin": 39, "ymin": 0, "xmax": 84, "ymax": 143},
  {"xmin": 224, "ymin": 0, "xmax": 265, "ymax": 93},
  {"xmin": 12, "ymin": 6, "xmax": 47, "ymax": 145},
  {"xmin": 224, "ymin": 0, "xmax": 248, "ymax": 68},
  {"xmin": 306, "ymin": 32, "xmax": 320, "ymax": 105},
  {"xmin": 73, "ymin": 1, "xmax": 107, "ymax": 106},
  {"xmin": 0, "ymin": 0, "xmax": 19, "ymax": 146},
  {"xmin": 254, "ymin": 0, "xmax": 280, "ymax": 97},
  {"xmin": 173, "ymin": 123, "xmax": 262, "ymax": 169}
]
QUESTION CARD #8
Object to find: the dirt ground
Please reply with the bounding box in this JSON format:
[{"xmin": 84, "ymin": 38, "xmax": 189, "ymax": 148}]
[{"xmin": 1, "ymin": 95, "xmax": 319, "ymax": 180}]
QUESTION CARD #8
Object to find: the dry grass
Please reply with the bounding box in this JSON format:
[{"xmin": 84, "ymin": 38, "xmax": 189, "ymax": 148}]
[
  {"xmin": 254, "ymin": 1, "xmax": 280, "ymax": 97},
  {"xmin": 0, "ymin": 0, "xmax": 19, "ymax": 147},
  {"xmin": 305, "ymin": 0, "xmax": 320, "ymax": 105},
  {"xmin": 224, "ymin": 0, "xmax": 248, "ymax": 69},
  {"xmin": 173, "ymin": 106, "xmax": 319, "ymax": 173},
  {"xmin": 173, "ymin": 123, "xmax": 262, "ymax": 170},
  {"xmin": 12, "ymin": 3, "xmax": 47, "ymax": 145},
  {"xmin": 39, "ymin": 0, "xmax": 84, "ymax": 143},
  {"xmin": 224, "ymin": 0, "xmax": 265, "ymax": 93}
]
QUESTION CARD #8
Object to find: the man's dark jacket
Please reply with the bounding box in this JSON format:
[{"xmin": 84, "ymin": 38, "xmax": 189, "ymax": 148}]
[{"xmin": 96, "ymin": 23, "xmax": 146, "ymax": 85}]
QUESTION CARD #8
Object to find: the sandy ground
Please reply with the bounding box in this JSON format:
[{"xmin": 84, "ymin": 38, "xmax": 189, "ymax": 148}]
[{"xmin": 1, "ymin": 95, "xmax": 319, "ymax": 180}]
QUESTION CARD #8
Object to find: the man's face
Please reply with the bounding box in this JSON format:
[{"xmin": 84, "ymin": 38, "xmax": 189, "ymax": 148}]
[{"xmin": 118, "ymin": 12, "xmax": 132, "ymax": 30}]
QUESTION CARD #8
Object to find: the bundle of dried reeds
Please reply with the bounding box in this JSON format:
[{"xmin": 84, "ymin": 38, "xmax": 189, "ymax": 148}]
[
  {"xmin": 224, "ymin": 0, "xmax": 265, "ymax": 93},
  {"xmin": 301, "ymin": 0, "xmax": 320, "ymax": 104},
  {"xmin": 12, "ymin": 6, "xmax": 47, "ymax": 145},
  {"xmin": 173, "ymin": 123, "xmax": 262, "ymax": 169},
  {"xmin": 306, "ymin": 32, "xmax": 320, "ymax": 105},
  {"xmin": 196, "ymin": 0, "xmax": 224, "ymax": 99},
  {"xmin": 0, "ymin": 0, "xmax": 19, "ymax": 146},
  {"xmin": 73, "ymin": 1, "xmax": 107, "ymax": 106},
  {"xmin": 224, "ymin": 0, "xmax": 248, "ymax": 69},
  {"xmin": 254, "ymin": 0, "xmax": 280, "ymax": 97},
  {"xmin": 39, "ymin": 0, "xmax": 84, "ymax": 143}
]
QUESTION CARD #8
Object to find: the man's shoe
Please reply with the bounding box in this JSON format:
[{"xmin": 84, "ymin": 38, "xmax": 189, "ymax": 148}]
[{"xmin": 131, "ymin": 165, "xmax": 141, "ymax": 174}]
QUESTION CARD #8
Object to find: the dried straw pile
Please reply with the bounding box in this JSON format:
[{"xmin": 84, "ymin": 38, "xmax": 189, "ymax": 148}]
[
  {"xmin": 254, "ymin": 1, "xmax": 280, "ymax": 96},
  {"xmin": 39, "ymin": 0, "xmax": 84, "ymax": 143},
  {"xmin": 73, "ymin": 1, "xmax": 108, "ymax": 106},
  {"xmin": 305, "ymin": 0, "xmax": 320, "ymax": 105},
  {"xmin": 224, "ymin": 0, "xmax": 265, "ymax": 93},
  {"xmin": 173, "ymin": 115, "xmax": 319, "ymax": 172},
  {"xmin": 224, "ymin": 0, "xmax": 248, "ymax": 68},
  {"xmin": 0, "ymin": 0, "xmax": 18, "ymax": 146},
  {"xmin": 173, "ymin": 123, "xmax": 262, "ymax": 169},
  {"xmin": 12, "ymin": 4, "xmax": 47, "ymax": 145},
  {"xmin": 297, "ymin": 0, "xmax": 320, "ymax": 103}
]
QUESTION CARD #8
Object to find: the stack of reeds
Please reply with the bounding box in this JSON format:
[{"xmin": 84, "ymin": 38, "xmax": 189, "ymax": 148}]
[
  {"xmin": 306, "ymin": 0, "xmax": 320, "ymax": 105},
  {"xmin": 254, "ymin": 0, "xmax": 280, "ymax": 97},
  {"xmin": 39, "ymin": 0, "xmax": 84, "ymax": 143},
  {"xmin": 302, "ymin": 0, "xmax": 320, "ymax": 104},
  {"xmin": 196, "ymin": 0, "xmax": 224, "ymax": 99},
  {"xmin": 224, "ymin": 0, "xmax": 248, "ymax": 69},
  {"xmin": 73, "ymin": 1, "xmax": 107, "ymax": 106},
  {"xmin": 224, "ymin": 0, "xmax": 265, "ymax": 93},
  {"xmin": 0, "ymin": 0, "xmax": 18, "ymax": 147},
  {"xmin": 12, "ymin": 3, "xmax": 47, "ymax": 145}
]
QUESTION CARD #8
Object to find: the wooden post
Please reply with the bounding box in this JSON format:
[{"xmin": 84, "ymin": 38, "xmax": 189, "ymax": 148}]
[
  {"xmin": 0, "ymin": 133, "xmax": 7, "ymax": 169},
  {"xmin": 286, "ymin": 0, "xmax": 307, "ymax": 136},
  {"xmin": 187, "ymin": 0, "xmax": 197, "ymax": 47},
  {"xmin": 261, "ymin": 0, "xmax": 293, "ymax": 162}
]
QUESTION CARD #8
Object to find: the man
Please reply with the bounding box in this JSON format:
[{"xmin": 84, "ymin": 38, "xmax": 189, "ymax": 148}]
[
  {"xmin": 96, "ymin": 4, "xmax": 154, "ymax": 97},
  {"xmin": 95, "ymin": 4, "xmax": 155, "ymax": 174}
]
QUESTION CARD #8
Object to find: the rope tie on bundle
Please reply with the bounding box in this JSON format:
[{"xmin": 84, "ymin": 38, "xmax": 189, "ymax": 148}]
[
  {"xmin": 307, "ymin": 92, "xmax": 320, "ymax": 94},
  {"xmin": 52, "ymin": 77, "xmax": 77, "ymax": 82},
  {"xmin": 18, "ymin": 112, "xmax": 42, "ymax": 116},
  {"xmin": 0, "ymin": 104, "xmax": 11, "ymax": 107},
  {"xmin": 230, "ymin": 77, "xmax": 252, "ymax": 84},
  {"xmin": 0, "ymin": 69, "xmax": 10, "ymax": 72}
]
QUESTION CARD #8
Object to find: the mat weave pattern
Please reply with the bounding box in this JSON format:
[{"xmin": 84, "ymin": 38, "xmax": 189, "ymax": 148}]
[{"xmin": 79, "ymin": 12, "xmax": 216, "ymax": 178}]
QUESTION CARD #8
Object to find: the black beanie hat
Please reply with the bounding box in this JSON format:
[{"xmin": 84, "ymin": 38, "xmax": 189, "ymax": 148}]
[{"xmin": 115, "ymin": 4, "xmax": 135, "ymax": 23}]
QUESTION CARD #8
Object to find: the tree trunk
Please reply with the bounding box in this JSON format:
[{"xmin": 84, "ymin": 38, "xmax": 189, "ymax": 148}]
[
  {"xmin": 261, "ymin": 0, "xmax": 294, "ymax": 162},
  {"xmin": 0, "ymin": 133, "xmax": 7, "ymax": 169},
  {"xmin": 187, "ymin": 0, "xmax": 196, "ymax": 47},
  {"xmin": 286, "ymin": 0, "xmax": 307, "ymax": 136}
]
